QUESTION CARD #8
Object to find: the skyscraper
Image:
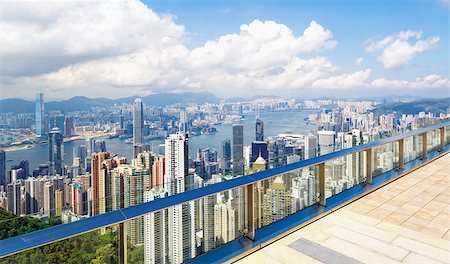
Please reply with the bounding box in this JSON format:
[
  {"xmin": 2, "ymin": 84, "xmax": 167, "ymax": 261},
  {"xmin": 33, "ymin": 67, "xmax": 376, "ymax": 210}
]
[
  {"xmin": 133, "ymin": 98, "xmax": 144, "ymax": 157},
  {"xmin": 221, "ymin": 140, "xmax": 231, "ymax": 174},
  {"xmin": 164, "ymin": 133, "xmax": 195, "ymax": 263},
  {"xmin": 232, "ymin": 124, "xmax": 244, "ymax": 176},
  {"xmin": 0, "ymin": 149, "xmax": 5, "ymax": 186},
  {"xmin": 48, "ymin": 126, "xmax": 63, "ymax": 176},
  {"xmin": 179, "ymin": 107, "xmax": 188, "ymax": 133},
  {"xmin": 255, "ymin": 118, "xmax": 264, "ymax": 141},
  {"xmin": 35, "ymin": 93, "xmax": 44, "ymax": 137}
]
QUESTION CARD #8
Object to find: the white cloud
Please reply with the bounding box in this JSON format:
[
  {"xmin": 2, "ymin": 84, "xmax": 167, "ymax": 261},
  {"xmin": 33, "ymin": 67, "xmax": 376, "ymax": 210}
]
[
  {"xmin": 371, "ymin": 74, "xmax": 449, "ymax": 89},
  {"xmin": 312, "ymin": 69, "xmax": 371, "ymax": 89},
  {"xmin": 0, "ymin": 0, "xmax": 446, "ymax": 99},
  {"xmin": 365, "ymin": 30, "xmax": 440, "ymax": 69},
  {"xmin": 0, "ymin": 0, "xmax": 185, "ymax": 76},
  {"xmin": 355, "ymin": 57, "xmax": 364, "ymax": 66}
]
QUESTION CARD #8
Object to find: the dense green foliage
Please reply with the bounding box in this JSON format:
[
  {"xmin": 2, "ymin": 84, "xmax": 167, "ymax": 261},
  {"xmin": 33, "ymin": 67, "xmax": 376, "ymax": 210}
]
[
  {"xmin": 0, "ymin": 208, "xmax": 144, "ymax": 263},
  {"xmin": 0, "ymin": 208, "xmax": 62, "ymax": 240}
]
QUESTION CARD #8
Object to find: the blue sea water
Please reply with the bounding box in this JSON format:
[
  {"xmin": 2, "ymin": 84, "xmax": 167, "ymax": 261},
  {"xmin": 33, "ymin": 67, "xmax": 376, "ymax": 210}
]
[{"xmin": 4, "ymin": 110, "xmax": 317, "ymax": 171}]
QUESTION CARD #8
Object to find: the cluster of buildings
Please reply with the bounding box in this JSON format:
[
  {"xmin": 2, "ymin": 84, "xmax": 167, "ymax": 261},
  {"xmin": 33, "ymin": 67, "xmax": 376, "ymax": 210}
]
[{"xmin": 0, "ymin": 93, "xmax": 448, "ymax": 263}]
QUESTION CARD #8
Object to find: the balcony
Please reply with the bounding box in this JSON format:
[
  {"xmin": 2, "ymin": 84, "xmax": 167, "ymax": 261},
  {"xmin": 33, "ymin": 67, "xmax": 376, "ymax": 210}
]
[
  {"xmin": 236, "ymin": 153, "xmax": 450, "ymax": 264},
  {"xmin": 0, "ymin": 121, "xmax": 449, "ymax": 263}
]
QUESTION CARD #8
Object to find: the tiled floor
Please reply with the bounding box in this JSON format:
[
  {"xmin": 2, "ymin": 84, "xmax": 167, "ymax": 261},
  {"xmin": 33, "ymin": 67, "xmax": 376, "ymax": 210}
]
[{"xmin": 236, "ymin": 154, "xmax": 450, "ymax": 264}]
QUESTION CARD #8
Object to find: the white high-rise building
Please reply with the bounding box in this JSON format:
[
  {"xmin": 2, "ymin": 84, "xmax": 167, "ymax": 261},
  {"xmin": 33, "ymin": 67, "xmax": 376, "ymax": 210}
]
[
  {"xmin": 164, "ymin": 133, "xmax": 196, "ymax": 263},
  {"xmin": 144, "ymin": 189, "xmax": 167, "ymax": 264}
]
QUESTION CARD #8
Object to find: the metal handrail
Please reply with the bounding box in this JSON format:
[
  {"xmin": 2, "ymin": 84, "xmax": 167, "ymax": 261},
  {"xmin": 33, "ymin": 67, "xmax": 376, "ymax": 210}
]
[{"xmin": 0, "ymin": 120, "xmax": 448, "ymax": 258}]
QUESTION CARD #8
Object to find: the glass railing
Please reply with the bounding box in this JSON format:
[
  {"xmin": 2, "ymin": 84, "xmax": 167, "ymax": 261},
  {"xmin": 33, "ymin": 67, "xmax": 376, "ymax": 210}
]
[{"xmin": 0, "ymin": 121, "xmax": 449, "ymax": 264}]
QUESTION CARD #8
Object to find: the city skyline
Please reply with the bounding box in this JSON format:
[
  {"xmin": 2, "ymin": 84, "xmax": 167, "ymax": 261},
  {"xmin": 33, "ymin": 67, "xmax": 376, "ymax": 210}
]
[{"xmin": 0, "ymin": 0, "xmax": 448, "ymax": 100}]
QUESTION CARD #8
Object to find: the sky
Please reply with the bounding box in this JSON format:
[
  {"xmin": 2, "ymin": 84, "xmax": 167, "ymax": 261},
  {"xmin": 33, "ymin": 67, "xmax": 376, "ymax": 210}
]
[{"xmin": 0, "ymin": 0, "xmax": 449, "ymax": 100}]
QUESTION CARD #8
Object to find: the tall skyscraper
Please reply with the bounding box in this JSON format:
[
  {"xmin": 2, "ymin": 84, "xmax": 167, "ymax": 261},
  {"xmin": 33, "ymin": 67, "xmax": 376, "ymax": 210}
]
[
  {"xmin": 91, "ymin": 152, "xmax": 110, "ymax": 216},
  {"xmin": 221, "ymin": 140, "xmax": 231, "ymax": 174},
  {"xmin": 232, "ymin": 124, "xmax": 244, "ymax": 176},
  {"xmin": 164, "ymin": 133, "xmax": 195, "ymax": 263},
  {"xmin": 133, "ymin": 98, "xmax": 144, "ymax": 157},
  {"xmin": 0, "ymin": 149, "xmax": 5, "ymax": 186},
  {"xmin": 255, "ymin": 118, "xmax": 264, "ymax": 141},
  {"xmin": 262, "ymin": 176, "xmax": 292, "ymax": 226},
  {"xmin": 48, "ymin": 126, "xmax": 63, "ymax": 176},
  {"xmin": 179, "ymin": 107, "xmax": 188, "ymax": 133},
  {"xmin": 35, "ymin": 93, "xmax": 44, "ymax": 137}
]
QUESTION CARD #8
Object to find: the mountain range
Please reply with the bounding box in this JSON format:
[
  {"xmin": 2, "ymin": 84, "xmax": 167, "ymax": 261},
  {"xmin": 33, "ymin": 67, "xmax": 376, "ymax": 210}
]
[
  {"xmin": 372, "ymin": 97, "xmax": 450, "ymax": 115},
  {"xmin": 0, "ymin": 92, "xmax": 221, "ymax": 113}
]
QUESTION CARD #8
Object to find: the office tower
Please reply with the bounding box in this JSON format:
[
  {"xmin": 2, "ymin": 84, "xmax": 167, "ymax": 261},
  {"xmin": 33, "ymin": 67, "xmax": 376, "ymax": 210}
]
[
  {"xmin": 151, "ymin": 156, "xmax": 165, "ymax": 188},
  {"xmin": 262, "ymin": 176, "xmax": 292, "ymax": 226},
  {"xmin": 197, "ymin": 148, "xmax": 219, "ymax": 181},
  {"xmin": 221, "ymin": 140, "xmax": 231, "ymax": 174},
  {"xmin": 164, "ymin": 133, "xmax": 195, "ymax": 263},
  {"xmin": 144, "ymin": 189, "xmax": 168, "ymax": 264},
  {"xmin": 255, "ymin": 118, "xmax": 264, "ymax": 142},
  {"xmin": 86, "ymin": 138, "xmax": 94, "ymax": 154},
  {"xmin": 0, "ymin": 149, "xmax": 5, "ymax": 186},
  {"xmin": 267, "ymin": 137, "xmax": 286, "ymax": 168},
  {"xmin": 48, "ymin": 126, "xmax": 63, "ymax": 176},
  {"xmin": 318, "ymin": 131, "xmax": 336, "ymax": 155},
  {"xmin": 238, "ymin": 105, "xmax": 243, "ymax": 116},
  {"xmin": 91, "ymin": 152, "xmax": 110, "ymax": 216},
  {"xmin": 63, "ymin": 116, "xmax": 74, "ymax": 137},
  {"xmin": 179, "ymin": 107, "xmax": 188, "ymax": 133},
  {"xmin": 133, "ymin": 98, "xmax": 144, "ymax": 157},
  {"xmin": 35, "ymin": 93, "xmax": 45, "ymax": 137},
  {"xmin": 93, "ymin": 140, "xmax": 107, "ymax": 153},
  {"xmin": 304, "ymin": 134, "xmax": 317, "ymax": 159},
  {"xmin": 232, "ymin": 124, "xmax": 244, "ymax": 176},
  {"xmin": 119, "ymin": 109, "xmax": 125, "ymax": 129},
  {"xmin": 49, "ymin": 115, "xmax": 65, "ymax": 133},
  {"xmin": 11, "ymin": 160, "xmax": 29, "ymax": 178},
  {"xmin": 250, "ymin": 141, "xmax": 268, "ymax": 165},
  {"xmin": 74, "ymin": 145, "xmax": 87, "ymax": 172}
]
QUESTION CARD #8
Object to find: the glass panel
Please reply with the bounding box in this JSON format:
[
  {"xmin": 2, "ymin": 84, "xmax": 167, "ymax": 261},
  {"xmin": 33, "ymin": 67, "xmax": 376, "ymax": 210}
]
[
  {"xmin": 427, "ymin": 129, "xmax": 440, "ymax": 152},
  {"xmin": 404, "ymin": 136, "xmax": 421, "ymax": 163},
  {"xmin": 325, "ymin": 152, "xmax": 365, "ymax": 198},
  {"xmin": 373, "ymin": 142, "xmax": 397, "ymax": 177},
  {"xmin": 0, "ymin": 224, "xmax": 120, "ymax": 264},
  {"xmin": 446, "ymin": 126, "xmax": 450, "ymax": 145},
  {"xmin": 131, "ymin": 185, "xmax": 246, "ymax": 263},
  {"xmin": 256, "ymin": 166, "xmax": 318, "ymax": 228}
]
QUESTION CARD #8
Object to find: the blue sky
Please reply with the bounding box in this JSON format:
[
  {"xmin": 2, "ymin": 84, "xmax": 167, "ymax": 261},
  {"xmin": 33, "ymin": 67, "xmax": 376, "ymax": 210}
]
[
  {"xmin": 146, "ymin": 0, "xmax": 449, "ymax": 80},
  {"xmin": 0, "ymin": 0, "xmax": 448, "ymax": 99}
]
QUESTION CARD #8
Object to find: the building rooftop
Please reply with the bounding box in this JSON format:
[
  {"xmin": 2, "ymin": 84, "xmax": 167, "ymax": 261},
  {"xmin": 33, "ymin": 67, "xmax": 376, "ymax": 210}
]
[{"xmin": 236, "ymin": 154, "xmax": 450, "ymax": 264}]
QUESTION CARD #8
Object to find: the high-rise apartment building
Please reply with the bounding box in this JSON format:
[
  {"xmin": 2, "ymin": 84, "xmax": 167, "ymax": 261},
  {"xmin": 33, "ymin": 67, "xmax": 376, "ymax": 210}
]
[
  {"xmin": 262, "ymin": 176, "xmax": 292, "ymax": 226},
  {"xmin": 35, "ymin": 93, "xmax": 45, "ymax": 137},
  {"xmin": 232, "ymin": 124, "xmax": 244, "ymax": 176},
  {"xmin": 133, "ymin": 98, "xmax": 144, "ymax": 157},
  {"xmin": 164, "ymin": 133, "xmax": 195, "ymax": 263},
  {"xmin": 48, "ymin": 126, "xmax": 63, "ymax": 176}
]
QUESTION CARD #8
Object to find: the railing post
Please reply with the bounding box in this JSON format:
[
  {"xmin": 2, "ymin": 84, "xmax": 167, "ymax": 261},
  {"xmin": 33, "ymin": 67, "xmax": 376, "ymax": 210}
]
[
  {"xmin": 439, "ymin": 127, "xmax": 445, "ymax": 152},
  {"xmin": 421, "ymin": 132, "xmax": 427, "ymax": 159},
  {"xmin": 246, "ymin": 183, "xmax": 255, "ymax": 240},
  {"xmin": 318, "ymin": 162, "xmax": 326, "ymax": 206},
  {"xmin": 398, "ymin": 139, "xmax": 404, "ymax": 169},
  {"xmin": 365, "ymin": 148, "xmax": 373, "ymax": 184},
  {"xmin": 119, "ymin": 175, "xmax": 127, "ymax": 264}
]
